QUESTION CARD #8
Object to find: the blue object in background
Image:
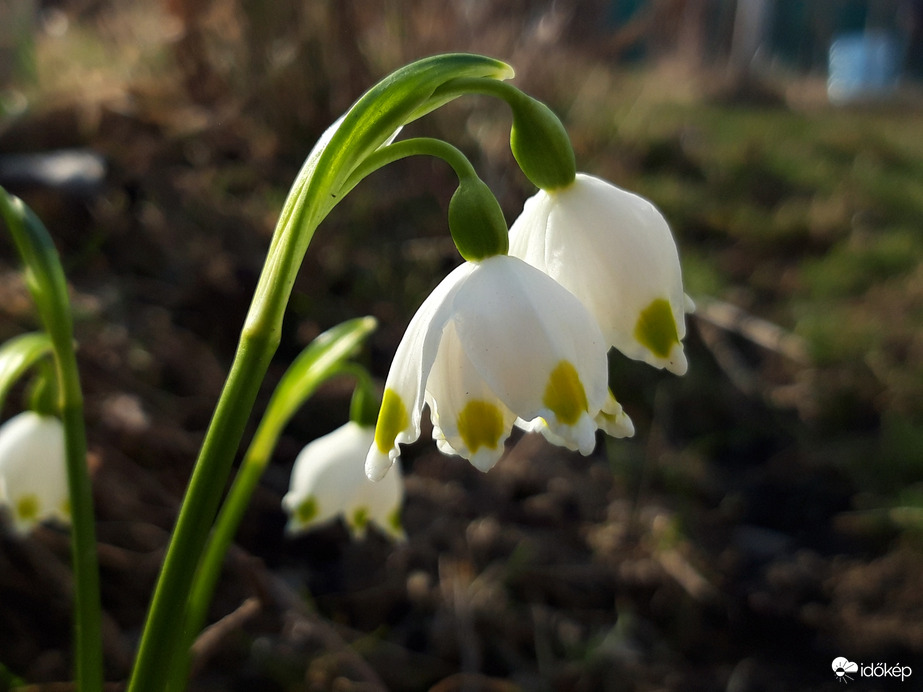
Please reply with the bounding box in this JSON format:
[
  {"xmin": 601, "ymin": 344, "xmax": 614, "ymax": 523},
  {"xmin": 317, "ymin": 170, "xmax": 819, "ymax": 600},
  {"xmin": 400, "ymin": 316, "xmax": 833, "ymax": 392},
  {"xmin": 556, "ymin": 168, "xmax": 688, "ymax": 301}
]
[{"xmin": 828, "ymin": 30, "xmax": 902, "ymax": 103}]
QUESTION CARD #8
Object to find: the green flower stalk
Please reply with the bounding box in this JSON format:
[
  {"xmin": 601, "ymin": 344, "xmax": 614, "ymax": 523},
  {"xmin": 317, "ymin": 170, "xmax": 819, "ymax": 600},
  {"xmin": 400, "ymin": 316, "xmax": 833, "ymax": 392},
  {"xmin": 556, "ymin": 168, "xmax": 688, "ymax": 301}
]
[
  {"xmin": 164, "ymin": 317, "xmax": 377, "ymax": 691},
  {"xmin": 128, "ymin": 53, "xmax": 514, "ymax": 692},
  {"xmin": 431, "ymin": 76, "xmax": 577, "ymax": 190},
  {"xmin": 0, "ymin": 188, "xmax": 102, "ymax": 692}
]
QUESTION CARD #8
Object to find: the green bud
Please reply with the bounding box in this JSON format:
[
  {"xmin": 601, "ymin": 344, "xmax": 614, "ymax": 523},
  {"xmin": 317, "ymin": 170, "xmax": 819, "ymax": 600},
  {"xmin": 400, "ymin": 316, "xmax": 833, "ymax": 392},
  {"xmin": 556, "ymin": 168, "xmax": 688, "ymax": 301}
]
[
  {"xmin": 509, "ymin": 94, "xmax": 576, "ymax": 191},
  {"xmin": 448, "ymin": 176, "xmax": 509, "ymax": 261}
]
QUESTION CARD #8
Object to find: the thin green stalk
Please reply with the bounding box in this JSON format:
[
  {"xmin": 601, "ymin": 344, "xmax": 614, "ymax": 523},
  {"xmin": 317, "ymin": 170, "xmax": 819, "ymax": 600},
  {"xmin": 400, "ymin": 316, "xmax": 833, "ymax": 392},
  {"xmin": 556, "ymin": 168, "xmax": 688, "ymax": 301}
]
[
  {"xmin": 126, "ymin": 329, "xmax": 277, "ymax": 692},
  {"xmin": 340, "ymin": 137, "xmax": 481, "ymax": 196},
  {"xmin": 58, "ymin": 363, "xmax": 101, "ymax": 692},
  {"xmin": 166, "ymin": 319, "xmax": 376, "ymax": 691},
  {"xmin": 0, "ymin": 188, "xmax": 102, "ymax": 692},
  {"xmin": 128, "ymin": 54, "xmax": 514, "ymax": 692},
  {"xmin": 162, "ymin": 392, "xmax": 311, "ymax": 692},
  {"xmin": 432, "ymin": 75, "xmax": 525, "ymax": 105},
  {"xmin": 431, "ymin": 77, "xmax": 576, "ymax": 189}
]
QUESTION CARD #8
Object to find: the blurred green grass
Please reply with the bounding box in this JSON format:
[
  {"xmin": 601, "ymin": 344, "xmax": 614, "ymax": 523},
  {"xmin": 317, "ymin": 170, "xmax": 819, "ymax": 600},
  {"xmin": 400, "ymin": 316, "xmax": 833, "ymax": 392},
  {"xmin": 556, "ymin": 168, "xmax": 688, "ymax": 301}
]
[{"xmin": 599, "ymin": 93, "xmax": 923, "ymax": 503}]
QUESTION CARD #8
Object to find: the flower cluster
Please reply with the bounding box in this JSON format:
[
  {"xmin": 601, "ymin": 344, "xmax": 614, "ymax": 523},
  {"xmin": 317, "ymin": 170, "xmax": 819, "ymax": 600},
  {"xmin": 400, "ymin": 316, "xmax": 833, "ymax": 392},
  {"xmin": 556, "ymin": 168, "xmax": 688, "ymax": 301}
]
[{"xmin": 367, "ymin": 174, "xmax": 689, "ymax": 481}]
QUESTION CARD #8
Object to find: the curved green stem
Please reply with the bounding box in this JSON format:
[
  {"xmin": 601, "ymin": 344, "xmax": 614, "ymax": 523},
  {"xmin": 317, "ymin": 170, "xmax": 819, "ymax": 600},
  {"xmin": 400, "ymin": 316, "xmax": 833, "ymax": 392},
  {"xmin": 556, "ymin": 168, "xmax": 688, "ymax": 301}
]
[
  {"xmin": 0, "ymin": 188, "xmax": 102, "ymax": 692},
  {"xmin": 432, "ymin": 77, "xmax": 576, "ymax": 190},
  {"xmin": 343, "ymin": 137, "xmax": 509, "ymax": 260},
  {"xmin": 127, "ymin": 329, "xmax": 276, "ymax": 692},
  {"xmin": 433, "ymin": 75, "xmax": 526, "ymax": 104},
  {"xmin": 165, "ymin": 318, "xmax": 376, "ymax": 692},
  {"xmin": 128, "ymin": 54, "xmax": 513, "ymax": 692},
  {"xmin": 341, "ymin": 137, "xmax": 481, "ymax": 197},
  {"xmin": 163, "ymin": 370, "xmax": 346, "ymax": 692}
]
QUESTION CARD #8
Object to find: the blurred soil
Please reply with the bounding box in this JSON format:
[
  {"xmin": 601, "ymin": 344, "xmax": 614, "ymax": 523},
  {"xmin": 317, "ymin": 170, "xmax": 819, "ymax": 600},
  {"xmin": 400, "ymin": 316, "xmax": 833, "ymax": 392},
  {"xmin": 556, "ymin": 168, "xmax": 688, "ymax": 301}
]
[{"xmin": 2, "ymin": 2, "xmax": 923, "ymax": 691}]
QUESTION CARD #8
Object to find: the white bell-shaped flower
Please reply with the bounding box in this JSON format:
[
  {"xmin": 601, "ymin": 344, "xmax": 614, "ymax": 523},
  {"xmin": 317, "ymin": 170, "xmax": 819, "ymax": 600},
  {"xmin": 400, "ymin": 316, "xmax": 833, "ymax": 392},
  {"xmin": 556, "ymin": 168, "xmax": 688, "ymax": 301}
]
[
  {"xmin": 366, "ymin": 254, "xmax": 633, "ymax": 481},
  {"xmin": 509, "ymin": 173, "xmax": 691, "ymax": 375},
  {"xmin": 282, "ymin": 421, "xmax": 404, "ymax": 539},
  {"xmin": 0, "ymin": 411, "xmax": 70, "ymax": 534}
]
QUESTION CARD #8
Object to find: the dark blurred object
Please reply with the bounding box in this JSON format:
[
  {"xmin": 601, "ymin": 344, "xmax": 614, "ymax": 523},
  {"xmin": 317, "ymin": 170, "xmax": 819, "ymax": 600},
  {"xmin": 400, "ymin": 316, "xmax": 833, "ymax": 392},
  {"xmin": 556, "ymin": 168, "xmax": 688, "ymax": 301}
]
[{"xmin": 0, "ymin": 149, "xmax": 106, "ymax": 198}]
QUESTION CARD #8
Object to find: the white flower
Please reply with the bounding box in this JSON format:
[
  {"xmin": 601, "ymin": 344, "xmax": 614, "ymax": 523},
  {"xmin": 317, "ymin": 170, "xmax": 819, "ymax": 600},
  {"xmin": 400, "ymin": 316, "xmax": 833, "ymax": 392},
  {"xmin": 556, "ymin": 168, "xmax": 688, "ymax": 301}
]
[
  {"xmin": 366, "ymin": 253, "xmax": 633, "ymax": 481},
  {"xmin": 0, "ymin": 411, "xmax": 70, "ymax": 534},
  {"xmin": 282, "ymin": 421, "xmax": 404, "ymax": 539},
  {"xmin": 509, "ymin": 173, "xmax": 691, "ymax": 375}
]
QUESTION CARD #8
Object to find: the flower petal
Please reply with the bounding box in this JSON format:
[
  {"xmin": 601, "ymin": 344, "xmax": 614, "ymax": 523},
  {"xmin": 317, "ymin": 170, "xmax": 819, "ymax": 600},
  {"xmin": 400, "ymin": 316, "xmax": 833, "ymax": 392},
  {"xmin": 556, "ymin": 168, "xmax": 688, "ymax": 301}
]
[
  {"xmin": 424, "ymin": 321, "xmax": 517, "ymax": 472},
  {"xmin": 510, "ymin": 173, "xmax": 688, "ymax": 374},
  {"xmin": 0, "ymin": 412, "xmax": 69, "ymax": 534},
  {"xmin": 285, "ymin": 422, "xmax": 404, "ymax": 539},
  {"xmin": 595, "ymin": 390, "xmax": 635, "ymax": 439},
  {"xmin": 366, "ymin": 262, "xmax": 474, "ymax": 480},
  {"xmin": 451, "ymin": 255, "xmax": 608, "ymax": 450}
]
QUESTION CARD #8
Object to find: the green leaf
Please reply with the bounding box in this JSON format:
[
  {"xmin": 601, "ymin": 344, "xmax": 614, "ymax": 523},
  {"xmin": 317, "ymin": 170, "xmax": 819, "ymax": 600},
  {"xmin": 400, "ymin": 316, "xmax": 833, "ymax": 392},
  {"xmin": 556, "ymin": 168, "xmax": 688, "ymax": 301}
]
[
  {"xmin": 261, "ymin": 316, "xmax": 377, "ymax": 441},
  {"xmin": 0, "ymin": 188, "xmax": 74, "ymax": 344},
  {"xmin": 0, "ymin": 660, "xmax": 26, "ymax": 689},
  {"xmin": 0, "ymin": 332, "xmax": 53, "ymax": 412}
]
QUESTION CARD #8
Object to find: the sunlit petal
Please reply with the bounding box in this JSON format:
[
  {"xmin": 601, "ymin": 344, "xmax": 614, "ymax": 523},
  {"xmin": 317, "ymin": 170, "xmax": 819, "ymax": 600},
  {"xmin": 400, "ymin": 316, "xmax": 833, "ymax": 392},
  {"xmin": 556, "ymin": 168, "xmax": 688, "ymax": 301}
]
[
  {"xmin": 366, "ymin": 262, "xmax": 474, "ymax": 480},
  {"xmin": 370, "ymin": 251, "xmax": 625, "ymax": 473},
  {"xmin": 285, "ymin": 422, "xmax": 403, "ymax": 539},
  {"xmin": 0, "ymin": 412, "xmax": 69, "ymax": 534},
  {"xmin": 510, "ymin": 173, "xmax": 689, "ymax": 374},
  {"xmin": 425, "ymin": 321, "xmax": 517, "ymax": 472},
  {"xmin": 452, "ymin": 256, "xmax": 608, "ymax": 449}
]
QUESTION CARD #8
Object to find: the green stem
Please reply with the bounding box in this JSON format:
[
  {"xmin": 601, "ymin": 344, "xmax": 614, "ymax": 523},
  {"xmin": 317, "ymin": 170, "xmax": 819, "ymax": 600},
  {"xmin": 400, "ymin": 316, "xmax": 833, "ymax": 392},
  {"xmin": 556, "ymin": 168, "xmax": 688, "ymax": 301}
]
[
  {"xmin": 165, "ymin": 356, "xmax": 358, "ymax": 691},
  {"xmin": 164, "ymin": 318, "xmax": 377, "ymax": 690},
  {"xmin": 126, "ymin": 328, "xmax": 277, "ymax": 692},
  {"xmin": 128, "ymin": 54, "xmax": 514, "ymax": 692},
  {"xmin": 341, "ymin": 137, "xmax": 480, "ymax": 196},
  {"xmin": 0, "ymin": 189, "xmax": 103, "ymax": 692},
  {"xmin": 343, "ymin": 137, "xmax": 509, "ymax": 260},
  {"xmin": 58, "ymin": 354, "xmax": 102, "ymax": 692},
  {"xmin": 162, "ymin": 421, "xmax": 277, "ymax": 692},
  {"xmin": 433, "ymin": 75, "xmax": 526, "ymax": 104}
]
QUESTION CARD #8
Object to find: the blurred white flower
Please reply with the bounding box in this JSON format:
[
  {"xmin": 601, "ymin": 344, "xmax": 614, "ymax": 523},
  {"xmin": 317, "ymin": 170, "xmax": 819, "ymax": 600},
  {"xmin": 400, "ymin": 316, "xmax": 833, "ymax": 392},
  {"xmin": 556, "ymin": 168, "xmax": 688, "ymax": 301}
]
[
  {"xmin": 283, "ymin": 421, "xmax": 404, "ymax": 539},
  {"xmin": 366, "ymin": 254, "xmax": 633, "ymax": 481},
  {"xmin": 0, "ymin": 411, "xmax": 70, "ymax": 534},
  {"xmin": 509, "ymin": 173, "xmax": 691, "ymax": 375}
]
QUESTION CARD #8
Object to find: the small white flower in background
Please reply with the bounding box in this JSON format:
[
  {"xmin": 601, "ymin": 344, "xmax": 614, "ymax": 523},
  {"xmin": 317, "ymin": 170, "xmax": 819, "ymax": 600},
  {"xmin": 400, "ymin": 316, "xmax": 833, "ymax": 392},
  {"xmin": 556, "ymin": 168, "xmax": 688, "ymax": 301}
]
[
  {"xmin": 509, "ymin": 173, "xmax": 692, "ymax": 375},
  {"xmin": 366, "ymin": 253, "xmax": 634, "ymax": 481},
  {"xmin": 283, "ymin": 421, "xmax": 404, "ymax": 540},
  {"xmin": 0, "ymin": 411, "xmax": 70, "ymax": 534}
]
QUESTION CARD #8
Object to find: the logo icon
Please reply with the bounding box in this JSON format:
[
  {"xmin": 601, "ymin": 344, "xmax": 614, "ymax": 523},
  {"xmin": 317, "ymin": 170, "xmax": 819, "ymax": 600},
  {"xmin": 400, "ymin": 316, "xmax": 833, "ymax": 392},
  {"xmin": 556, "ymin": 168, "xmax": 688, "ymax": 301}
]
[{"xmin": 833, "ymin": 657, "xmax": 859, "ymax": 683}]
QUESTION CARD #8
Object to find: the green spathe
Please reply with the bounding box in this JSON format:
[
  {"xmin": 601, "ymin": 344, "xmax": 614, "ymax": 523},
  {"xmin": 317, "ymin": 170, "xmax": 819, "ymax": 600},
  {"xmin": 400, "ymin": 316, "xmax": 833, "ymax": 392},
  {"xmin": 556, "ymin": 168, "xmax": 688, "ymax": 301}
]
[
  {"xmin": 510, "ymin": 93, "xmax": 576, "ymax": 191},
  {"xmin": 449, "ymin": 176, "xmax": 509, "ymax": 261}
]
